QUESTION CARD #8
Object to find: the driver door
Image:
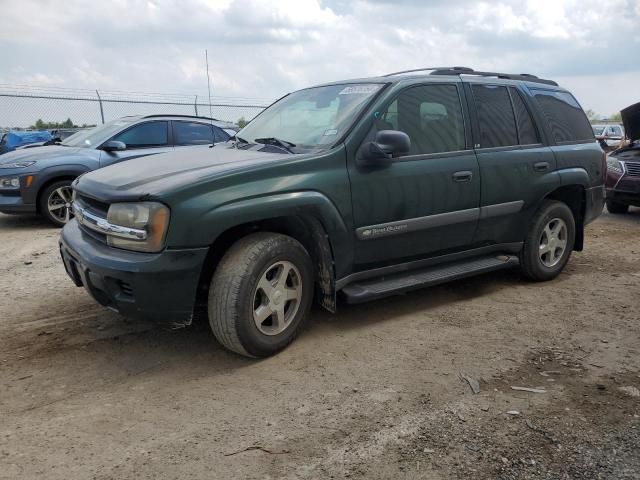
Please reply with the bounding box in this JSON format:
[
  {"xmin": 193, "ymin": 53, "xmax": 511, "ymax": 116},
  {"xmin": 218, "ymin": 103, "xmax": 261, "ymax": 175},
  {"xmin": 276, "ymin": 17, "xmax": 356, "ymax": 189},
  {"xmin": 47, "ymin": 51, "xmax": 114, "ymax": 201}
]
[
  {"xmin": 348, "ymin": 83, "xmax": 480, "ymax": 268},
  {"xmin": 99, "ymin": 120, "xmax": 173, "ymax": 167}
]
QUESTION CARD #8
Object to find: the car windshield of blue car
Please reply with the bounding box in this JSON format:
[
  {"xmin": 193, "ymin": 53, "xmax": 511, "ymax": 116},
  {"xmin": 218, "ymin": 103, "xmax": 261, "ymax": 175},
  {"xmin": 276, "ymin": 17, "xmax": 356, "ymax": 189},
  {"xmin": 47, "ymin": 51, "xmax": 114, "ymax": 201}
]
[
  {"xmin": 62, "ymin": 118, "xmax": 138, "ymax": 148},
  {"xmin": 237, "ymin": 83, "xmax": 383, "ymax": 152}
]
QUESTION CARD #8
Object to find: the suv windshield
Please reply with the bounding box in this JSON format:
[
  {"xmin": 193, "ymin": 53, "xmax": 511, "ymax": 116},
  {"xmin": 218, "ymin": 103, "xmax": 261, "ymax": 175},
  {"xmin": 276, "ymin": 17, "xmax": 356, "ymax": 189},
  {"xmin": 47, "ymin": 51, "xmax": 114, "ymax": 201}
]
[
  {"xmin": 237, "ymin": 83, "xmax": 383, "ymax": 152},
  {"xmin": 592, "ymin": 126, "xmax": 605, "ymax": 136},
  {"xmin": 62, "ymin": 118, "xmax": 138, "ymax": 148}
]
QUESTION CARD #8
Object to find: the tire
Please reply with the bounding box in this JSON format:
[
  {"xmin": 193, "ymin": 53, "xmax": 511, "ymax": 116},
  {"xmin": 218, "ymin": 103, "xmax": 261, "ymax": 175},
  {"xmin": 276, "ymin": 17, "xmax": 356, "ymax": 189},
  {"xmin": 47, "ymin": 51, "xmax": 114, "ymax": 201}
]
[
  {"xmin": 606, "ymin": 200, "xmax": 629, "ymax": 214},
  {"xmin": 38, "ymin": 180, "xmax": 74, "ymax": 227},
  {"xmin": 208, "ymin": 232, "xmax": 314, "ymax": 358},
  {"xmin": 520, "ymin": 200, "xmax": 575, "ymax": 282}
]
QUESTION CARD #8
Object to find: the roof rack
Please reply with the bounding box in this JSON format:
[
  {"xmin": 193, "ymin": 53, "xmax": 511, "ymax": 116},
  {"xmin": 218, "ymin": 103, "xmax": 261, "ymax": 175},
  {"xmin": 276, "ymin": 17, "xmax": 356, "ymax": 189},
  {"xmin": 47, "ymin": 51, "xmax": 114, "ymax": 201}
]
[
  {"xmin": 142, "ymin": 114, "xmax": 223, "ymax": 122},
  {"xmin": 383, "ymin": 66, "xmax": 471, "ymax": 77},
  {"xmin": 431, "ymin": 67, "xmax": 558, "ymax": 86},
  {"xmin": 384, "ymin": 66, "xmax": 558, "ymax": 86}
]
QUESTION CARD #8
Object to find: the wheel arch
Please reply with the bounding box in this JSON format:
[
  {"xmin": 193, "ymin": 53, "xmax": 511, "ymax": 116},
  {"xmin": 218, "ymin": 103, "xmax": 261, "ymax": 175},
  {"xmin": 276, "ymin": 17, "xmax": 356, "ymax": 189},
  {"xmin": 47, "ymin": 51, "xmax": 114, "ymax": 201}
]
[
  {"xmin": 196, "ymin": 213, "xmax": 338, "ymax": 315},
  {"xmin": 33, "ymin": 165, "xmax": 91, "ymax": 212},
  {"xmin": 544, "ymin": 183, "xmax": 586, "ymax": 251}
]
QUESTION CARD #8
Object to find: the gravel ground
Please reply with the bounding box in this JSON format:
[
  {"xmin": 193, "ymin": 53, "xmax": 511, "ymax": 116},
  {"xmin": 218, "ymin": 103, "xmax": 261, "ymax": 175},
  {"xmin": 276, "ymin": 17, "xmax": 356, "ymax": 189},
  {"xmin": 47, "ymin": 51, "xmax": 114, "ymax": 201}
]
[{"xmin": 0, "ymin": 208, "xmax": 639, "ymax": 479}]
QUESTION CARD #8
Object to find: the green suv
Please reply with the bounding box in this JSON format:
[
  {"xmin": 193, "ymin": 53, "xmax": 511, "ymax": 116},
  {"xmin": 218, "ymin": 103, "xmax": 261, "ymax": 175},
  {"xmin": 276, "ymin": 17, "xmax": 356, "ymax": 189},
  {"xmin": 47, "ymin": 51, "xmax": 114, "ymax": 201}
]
[{"xmin": 60, "ymin": 67, "xmax": 605, "ymax": 358}]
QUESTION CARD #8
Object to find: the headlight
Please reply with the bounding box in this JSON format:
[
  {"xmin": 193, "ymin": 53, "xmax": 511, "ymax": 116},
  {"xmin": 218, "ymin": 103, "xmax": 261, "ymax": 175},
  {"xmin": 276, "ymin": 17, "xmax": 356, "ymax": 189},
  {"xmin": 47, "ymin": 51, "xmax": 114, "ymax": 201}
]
[
  {"xmin": 606, "ymin": 158, "xmax": 624, "ymax": 174},
  {"xmin": 0, "ymin": 176, "xmax": 20, "ymax": 190},
  {"xmin": 0, "ymin": 161, "xmax": 36, "ymax": 169},
  {"xmin": 106, "ymin": 202, "xmax": 170, "ymax": 253}
]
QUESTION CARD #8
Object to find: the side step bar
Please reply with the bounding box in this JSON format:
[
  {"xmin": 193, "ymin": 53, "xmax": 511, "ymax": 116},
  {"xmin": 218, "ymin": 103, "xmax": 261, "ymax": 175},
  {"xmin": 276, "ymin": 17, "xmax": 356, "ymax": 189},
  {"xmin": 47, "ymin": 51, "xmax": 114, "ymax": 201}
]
[{"xmin": 341, "ymin": 255, "xmax": 519, "ymax": 304}]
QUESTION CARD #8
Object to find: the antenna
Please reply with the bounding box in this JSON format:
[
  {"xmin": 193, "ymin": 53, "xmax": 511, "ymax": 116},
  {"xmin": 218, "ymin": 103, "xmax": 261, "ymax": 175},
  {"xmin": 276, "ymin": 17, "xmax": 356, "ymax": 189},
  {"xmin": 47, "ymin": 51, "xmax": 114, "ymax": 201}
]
[{"xmin": 205, "ymin": 49, "xmax": 215, "ymax": 146}]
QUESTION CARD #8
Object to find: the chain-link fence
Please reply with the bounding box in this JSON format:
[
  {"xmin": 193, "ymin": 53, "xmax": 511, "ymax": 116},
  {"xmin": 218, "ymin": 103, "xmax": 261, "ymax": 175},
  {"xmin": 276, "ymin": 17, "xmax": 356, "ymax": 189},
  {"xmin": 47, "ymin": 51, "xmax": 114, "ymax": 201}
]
[{"xmin": 0, "ymin": 84, "xmax": 272, "ymax": 129}]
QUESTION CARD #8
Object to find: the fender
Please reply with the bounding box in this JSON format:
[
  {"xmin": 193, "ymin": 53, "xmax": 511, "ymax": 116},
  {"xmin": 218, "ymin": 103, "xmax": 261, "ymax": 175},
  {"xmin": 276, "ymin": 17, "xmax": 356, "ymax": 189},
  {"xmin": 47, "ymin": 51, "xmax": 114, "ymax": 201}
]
[
  {"xmin": 557, "ymin": 167, "xmax": 591, "ymax": 188},
  {"xmin": 167, "ymin": 190, "xmax": 353, "ymax": 279},
  {"xmin": 23, "ymin": 164, "xmax": 91, "ymax": 204}
]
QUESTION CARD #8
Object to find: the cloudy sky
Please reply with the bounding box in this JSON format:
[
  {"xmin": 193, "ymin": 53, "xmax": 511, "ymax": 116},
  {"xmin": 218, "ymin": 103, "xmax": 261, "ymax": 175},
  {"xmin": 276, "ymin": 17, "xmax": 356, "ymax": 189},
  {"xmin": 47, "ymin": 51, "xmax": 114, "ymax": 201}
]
[{"xmin": 1, "ymin": 0, "xmax": 639, "ymax": 118}]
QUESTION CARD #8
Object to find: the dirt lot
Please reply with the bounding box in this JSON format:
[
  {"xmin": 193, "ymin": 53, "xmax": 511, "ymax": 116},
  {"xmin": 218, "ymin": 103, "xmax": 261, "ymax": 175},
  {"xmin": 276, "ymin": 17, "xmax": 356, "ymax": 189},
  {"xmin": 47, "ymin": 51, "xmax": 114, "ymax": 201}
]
[{"xmin": 1, "ymin": 209, "xmax": 639, "ymax": 479}]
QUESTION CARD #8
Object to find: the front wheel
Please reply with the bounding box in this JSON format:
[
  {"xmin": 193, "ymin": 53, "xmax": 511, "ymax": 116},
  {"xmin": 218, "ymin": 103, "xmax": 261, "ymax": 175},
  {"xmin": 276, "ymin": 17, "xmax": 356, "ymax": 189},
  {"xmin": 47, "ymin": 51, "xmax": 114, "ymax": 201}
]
[
  {"xmin": 606, "ymin": 200, "xmax": 629, "ymax": 214},
  {"xmin": 208, "ymin": 233, "xmax": 314, "ymax": 358},
  {"xmin": 39, "ymin": 180, "xmax": 74, "ymax": 227},
  {"xmin": 520, "ymin": 200, "xmax": 575, "ymax": 281}
]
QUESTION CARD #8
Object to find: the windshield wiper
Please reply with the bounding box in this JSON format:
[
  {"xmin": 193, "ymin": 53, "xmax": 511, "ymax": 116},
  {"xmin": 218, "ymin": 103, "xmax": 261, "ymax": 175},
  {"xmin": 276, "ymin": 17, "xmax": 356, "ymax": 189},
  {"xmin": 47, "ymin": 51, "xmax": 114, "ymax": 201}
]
[
  {"xmin": 232, "ymin": 135, "xmax": 252, "ymax": 149},
  {"xmin": 254, "ymin": 137, "xmax": 296, "ymax": 153}
]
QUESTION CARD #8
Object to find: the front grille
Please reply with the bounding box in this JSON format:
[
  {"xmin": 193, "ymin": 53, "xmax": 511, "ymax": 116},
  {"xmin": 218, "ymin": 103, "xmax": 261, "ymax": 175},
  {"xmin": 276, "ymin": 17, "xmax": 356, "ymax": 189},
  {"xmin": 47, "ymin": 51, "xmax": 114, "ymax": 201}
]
[
  {"xmin": 74, "ymin": 196, "xmax": 108, "ymax": 244},
  {"xmin": 77, "ymin": 194, "xmax": 109, "ymax": 217},
  {"xmin": 625, "ymin": 162, "xmax": 640, "ymax": 177}
]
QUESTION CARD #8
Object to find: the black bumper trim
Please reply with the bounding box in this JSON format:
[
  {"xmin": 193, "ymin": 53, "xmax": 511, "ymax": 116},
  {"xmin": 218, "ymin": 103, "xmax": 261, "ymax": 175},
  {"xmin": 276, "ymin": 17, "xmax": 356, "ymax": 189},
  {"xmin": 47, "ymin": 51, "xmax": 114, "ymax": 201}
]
[{"xmin": 60, "ymin": 219, "xmax": 209, "ymax": 324}]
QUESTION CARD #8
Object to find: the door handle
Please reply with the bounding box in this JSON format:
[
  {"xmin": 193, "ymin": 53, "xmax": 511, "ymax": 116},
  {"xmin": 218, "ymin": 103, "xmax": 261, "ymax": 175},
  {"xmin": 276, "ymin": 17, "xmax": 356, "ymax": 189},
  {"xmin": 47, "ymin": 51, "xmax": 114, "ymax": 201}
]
[
  {"xmin": 533, "ymin": 161, "xmax": 550, "ymax": 172},
  {"xmin": 452, "ymin": 171, "xmax": 473, "ymax": 182}
]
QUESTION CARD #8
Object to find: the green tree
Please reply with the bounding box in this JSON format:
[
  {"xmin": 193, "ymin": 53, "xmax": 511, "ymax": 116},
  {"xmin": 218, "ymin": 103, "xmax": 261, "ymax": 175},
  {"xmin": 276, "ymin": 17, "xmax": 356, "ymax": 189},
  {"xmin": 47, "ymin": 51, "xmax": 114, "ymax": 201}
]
[
  {"xmin": 609, "ymin": 112, "xmax": 622, "ymax": 122},
  {"xmin": 29, "ymin": 118, "xmax": 82, "ymax": 129},
  {"xmin": 237, "ymin": 117, "xmax": 248, "ymax": 128},
  {"xmin": 585, "ymin": 109, "xmax": 598, "ymax": 121}
]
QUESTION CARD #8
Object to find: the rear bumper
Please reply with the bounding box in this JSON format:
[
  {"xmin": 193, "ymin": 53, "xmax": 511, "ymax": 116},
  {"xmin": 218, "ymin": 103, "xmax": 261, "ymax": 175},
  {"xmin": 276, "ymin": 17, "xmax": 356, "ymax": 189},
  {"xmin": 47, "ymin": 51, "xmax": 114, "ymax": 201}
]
[
  {"xmin": 60, "ymin": 220, "xmax": 208, "ymax": 325},
  {"xmin": 584, "ymin": 185, "xmax": 605, "ymax": 225}
]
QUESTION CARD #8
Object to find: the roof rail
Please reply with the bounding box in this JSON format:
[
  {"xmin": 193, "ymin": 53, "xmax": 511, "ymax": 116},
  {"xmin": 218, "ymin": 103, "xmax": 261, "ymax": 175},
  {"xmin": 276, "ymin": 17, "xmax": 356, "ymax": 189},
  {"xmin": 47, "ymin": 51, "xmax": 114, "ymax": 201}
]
[
  {"xmin": 383, "ymin": 66, "xmax": 472, "ymax": 77},
  {"xmin": 429, "ymin": 67, "xmax": 558, "ymax": 86},
  {"xmin": 142, "ymin": 113, "xmax": 223, "ymax": 122}
]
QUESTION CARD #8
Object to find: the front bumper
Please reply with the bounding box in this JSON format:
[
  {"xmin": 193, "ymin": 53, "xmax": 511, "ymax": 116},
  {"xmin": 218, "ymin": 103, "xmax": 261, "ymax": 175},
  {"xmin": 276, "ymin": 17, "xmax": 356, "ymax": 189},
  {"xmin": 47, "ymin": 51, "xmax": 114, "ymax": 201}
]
[
  {"xmin": 0, "ymin": 192, "xmax": 36, "ymax": 214},
  {"xmin": 606, "ymin": 176, "xmax": 640, "ymax": 207},
  {"xmin": 60, "ymin": 219, "xmax": 208, "ymax": 325}
]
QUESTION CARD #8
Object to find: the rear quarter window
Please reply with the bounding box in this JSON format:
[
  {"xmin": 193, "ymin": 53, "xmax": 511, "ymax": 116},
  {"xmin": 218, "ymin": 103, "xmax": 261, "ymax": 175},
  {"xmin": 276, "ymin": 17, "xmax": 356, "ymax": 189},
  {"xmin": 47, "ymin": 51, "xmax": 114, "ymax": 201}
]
[{"xmin": 531, "ymin": 90, "xmax": 594, "ymax": 143}]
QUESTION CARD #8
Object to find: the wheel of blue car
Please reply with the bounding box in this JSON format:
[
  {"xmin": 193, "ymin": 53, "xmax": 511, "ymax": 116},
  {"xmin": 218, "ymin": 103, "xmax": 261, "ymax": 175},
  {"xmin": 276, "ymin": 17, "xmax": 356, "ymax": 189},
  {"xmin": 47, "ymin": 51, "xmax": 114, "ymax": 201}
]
[
  {"xmin": 208, "ymin": 232, "xmax": 314, "ymax": 358},
  {"xmin": 39, "ymin": 179, "xmax": 75, "ymax": 227}
]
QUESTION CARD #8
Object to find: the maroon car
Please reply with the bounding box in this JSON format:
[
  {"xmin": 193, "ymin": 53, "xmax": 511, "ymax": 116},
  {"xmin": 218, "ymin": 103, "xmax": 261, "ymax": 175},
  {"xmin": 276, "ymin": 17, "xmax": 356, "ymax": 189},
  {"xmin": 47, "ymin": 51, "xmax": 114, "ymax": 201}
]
[{"xmin": 605, "ymin": 102, "xmax": 640, "ymax": 214}]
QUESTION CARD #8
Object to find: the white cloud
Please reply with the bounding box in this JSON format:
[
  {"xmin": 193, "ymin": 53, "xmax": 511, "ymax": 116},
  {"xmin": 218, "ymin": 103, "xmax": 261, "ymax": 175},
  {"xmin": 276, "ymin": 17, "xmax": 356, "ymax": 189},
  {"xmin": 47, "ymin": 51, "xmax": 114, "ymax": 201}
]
[{"xmin": 0, "ymin": 0, "xmax": 638, "ymax": 117}]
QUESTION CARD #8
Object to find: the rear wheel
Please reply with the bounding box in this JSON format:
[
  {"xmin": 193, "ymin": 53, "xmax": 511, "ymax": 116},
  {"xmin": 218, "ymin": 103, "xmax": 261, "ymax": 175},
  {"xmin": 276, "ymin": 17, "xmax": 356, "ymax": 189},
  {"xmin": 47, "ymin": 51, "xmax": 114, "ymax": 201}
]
[
  {"xmin": 39, "ymin": 180, "xmax": 74, "ymax": 227},
  {"xmin": 606, "ymin": 200, "xmax": 629, "ymax": 214},
  {"xmin": 520, "ymin": 200, "xmax": 575, "ymax": 281},
  {"xmin": 208, "ymin": 233, "xmax": 314, "ymax": 358}
]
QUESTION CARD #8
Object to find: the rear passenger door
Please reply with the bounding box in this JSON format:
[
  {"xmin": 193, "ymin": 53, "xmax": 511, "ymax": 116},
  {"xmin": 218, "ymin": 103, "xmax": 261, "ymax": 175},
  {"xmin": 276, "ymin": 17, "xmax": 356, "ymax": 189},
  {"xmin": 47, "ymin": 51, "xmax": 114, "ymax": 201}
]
[
  {"xmin": 99, "ymin": 120, "xmax": 173, "ymax": 167},
  {"xmin": 349, "ymin": 82, "xmax": 480, "ymax": 267},
  {"xmin": 467, "ymin": 83, "xmax": 559, "ymax": 246}
]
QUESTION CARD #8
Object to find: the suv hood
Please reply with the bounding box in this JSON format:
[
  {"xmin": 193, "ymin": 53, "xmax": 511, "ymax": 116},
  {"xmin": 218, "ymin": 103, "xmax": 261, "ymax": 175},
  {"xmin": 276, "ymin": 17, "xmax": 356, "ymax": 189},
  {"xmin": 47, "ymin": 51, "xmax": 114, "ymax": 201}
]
[
  {"xmin": 0, "ymin": 145, "xmax": 99, "ymax": 167},
  {"xmin": 621, "ymin": 102, "xmax": 640, "ymax": 141},
  {"xmin": 75, "ymin": 144, "xmax": 301, "ymax": 201}
]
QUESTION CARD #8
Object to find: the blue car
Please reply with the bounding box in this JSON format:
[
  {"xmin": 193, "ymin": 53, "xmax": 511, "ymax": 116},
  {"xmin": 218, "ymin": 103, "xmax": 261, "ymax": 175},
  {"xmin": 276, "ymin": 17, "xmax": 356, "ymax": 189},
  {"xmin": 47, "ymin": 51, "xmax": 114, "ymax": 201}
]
[
  {"xmin": 0, "ymin": 115, "xmax": 232, "ymax": 225},
  {"xmin": 0, "ymin": 130, "xmax": 53, "ymax": 155}
]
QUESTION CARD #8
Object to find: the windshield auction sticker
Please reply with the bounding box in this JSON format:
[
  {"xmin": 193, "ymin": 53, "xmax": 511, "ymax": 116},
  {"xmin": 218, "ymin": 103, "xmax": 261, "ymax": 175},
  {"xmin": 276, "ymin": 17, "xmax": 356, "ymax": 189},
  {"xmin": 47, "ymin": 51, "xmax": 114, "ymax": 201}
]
[{"xmin": 339, "ymin": 85, "xmax": 381, "ymax": 95}]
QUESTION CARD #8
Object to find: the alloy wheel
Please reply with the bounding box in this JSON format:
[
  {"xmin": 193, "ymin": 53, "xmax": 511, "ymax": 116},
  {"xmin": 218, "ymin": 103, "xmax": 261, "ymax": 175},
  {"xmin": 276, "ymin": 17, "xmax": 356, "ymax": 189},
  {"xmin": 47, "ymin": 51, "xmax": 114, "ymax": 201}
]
[
  {"xmin": 47, "ymin": 186, "xmax": 74, "ymax": 224},
  {"xmin": 539, "ymin": 217, "xmax": 567, "ymax": 268},
  {"xmin": 252, "ymin": 260, "xmax": 303, "ymax": 336}
]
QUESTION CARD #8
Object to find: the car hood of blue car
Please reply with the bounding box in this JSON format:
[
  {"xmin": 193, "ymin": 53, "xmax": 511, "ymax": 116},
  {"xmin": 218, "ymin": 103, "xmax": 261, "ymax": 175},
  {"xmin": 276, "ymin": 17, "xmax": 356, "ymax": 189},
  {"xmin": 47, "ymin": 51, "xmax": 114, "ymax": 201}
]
[{"xmin": 0, "ymin": 145, "xmax": 101, "ymax": 170}]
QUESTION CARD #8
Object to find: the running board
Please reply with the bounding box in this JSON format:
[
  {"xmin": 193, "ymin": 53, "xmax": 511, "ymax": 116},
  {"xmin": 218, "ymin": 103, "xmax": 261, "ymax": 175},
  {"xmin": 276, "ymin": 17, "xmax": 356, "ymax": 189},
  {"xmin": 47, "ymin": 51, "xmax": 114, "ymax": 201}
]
[{"xmin": 341, "ymin": 255, "xmax": 519, "ymax": 304}]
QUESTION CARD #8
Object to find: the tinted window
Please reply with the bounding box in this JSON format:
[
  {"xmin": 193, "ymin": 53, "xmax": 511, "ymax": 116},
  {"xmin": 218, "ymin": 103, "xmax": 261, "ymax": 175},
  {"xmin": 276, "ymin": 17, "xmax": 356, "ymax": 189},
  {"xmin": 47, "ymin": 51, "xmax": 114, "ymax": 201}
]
[
  {"xmin": 379, "ymin": 84, "xmax": 465, "ymax": 155},
  {"xmin": 113, "ymin": 121, "xmax": 168, "ymax": 148},
  {"xmin": 174, "ymin": 121, "xmax": 213, "ymax": 145},
  {"xmin": 509, "ymin": 87, "xmax": 540, "ymax": 145},
  {"xmin": 531, "ymin": 90, "xmax": 594, "ymax": 143},
  {"xmin": 213, "ymin": 126, "xmax": 230, "ymax": 143},
  {"xmin": 472, "ymin": 85, "xmax": 518, "ymax": 148}
]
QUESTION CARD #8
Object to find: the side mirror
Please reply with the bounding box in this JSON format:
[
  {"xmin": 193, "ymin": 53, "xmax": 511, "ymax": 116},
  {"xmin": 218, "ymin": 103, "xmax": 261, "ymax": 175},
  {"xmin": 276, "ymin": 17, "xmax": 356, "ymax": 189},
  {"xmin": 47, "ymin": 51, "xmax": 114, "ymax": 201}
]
[
  {"xmin": 102, "ymin": 140, "xmax": 126, "ymax": 152},
  {"xmin": 358, "ymin": 130, "xmax": 411, "ymax": 167}
]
